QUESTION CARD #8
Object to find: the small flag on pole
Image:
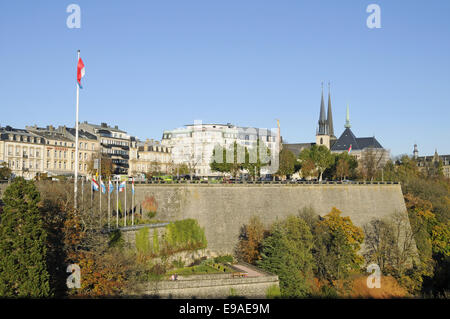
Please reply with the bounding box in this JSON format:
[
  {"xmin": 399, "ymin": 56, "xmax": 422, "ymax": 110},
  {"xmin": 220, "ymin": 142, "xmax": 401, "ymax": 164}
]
[
  {"xmin": 348, "ymin": 144, "xmax": 352, "ymax": 153},
  {"xmin": 131, "ymin": 178, "xmax": 135, "ymax": 195},
  {"xmin": 118, "ymin": 181, "xmax": 126, "ymax": 192},
  {"xmin": 91, "ymin": 178, "xmax": 99, "ymax": 191},
  {"xmin": 77, "ymin": 57, "xmax": 85, "ymax": 88},
  {"xmin": 100, "ymin": 180, "xmax": 106, "ymax": 194},
  {"xmin": 109, "ymin": 180, "xmax": 114, "ymax": 194}
]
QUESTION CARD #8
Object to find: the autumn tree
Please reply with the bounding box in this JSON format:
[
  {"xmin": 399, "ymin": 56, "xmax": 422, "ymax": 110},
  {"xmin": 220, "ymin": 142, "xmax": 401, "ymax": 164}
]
[
  {"xmin": 236, "ymin": 216, "xmax": 267, "ymax": 264},
  {"xmin": 87, "ymin": 151, "xmax": 113, "ymax": 179},
  {"xmin": 312, "ymin": 207, "xmax": 364, "ymax": 289},
  {"xmin": 0, "ymin": 178, "xmax": 51, "ymax": 297}
]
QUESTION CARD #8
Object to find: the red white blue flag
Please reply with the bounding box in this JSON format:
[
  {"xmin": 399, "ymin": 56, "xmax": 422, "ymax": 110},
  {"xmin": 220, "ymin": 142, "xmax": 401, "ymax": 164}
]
[
  {"xmin": 77, "ymin": 57, "xmax": 85, "ymax": 88},
  {"xmin": 348, "ymin": 144, "xmax": 352, "ymax": 153},
  {"xmin": 91, "ymin": 178, "xmax": 99, "ymax": 191},
  {"xmin": 119, "ymin": 181, "xmax": 126, "ymax": 192}
]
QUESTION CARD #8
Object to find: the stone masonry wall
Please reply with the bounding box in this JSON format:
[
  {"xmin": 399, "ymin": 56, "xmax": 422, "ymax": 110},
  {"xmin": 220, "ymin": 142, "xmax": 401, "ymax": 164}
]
[{"xmin": 134, "ymin": 184, "xmax": 409, "ymax": 255}]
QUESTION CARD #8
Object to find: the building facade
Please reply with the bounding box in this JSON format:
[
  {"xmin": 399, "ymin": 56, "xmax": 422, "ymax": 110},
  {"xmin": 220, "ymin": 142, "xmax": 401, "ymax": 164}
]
[
  {"xmin": 0, "ymin": 126, "xmax": 45, "ymax": 180},
  {"xmin": 161, "ymin": 122, "xmax": 279, "ymax": 177},
  {"xmin": 415, "ymin": 146, "xmax": 450, "ymax": 178},
  {"xmin": 129, "ymin": 139, "xmax": 172, "ymax": 176},
  {"xmin": 79, "ymin": 122, "xmax": 131, "ymax": 175}
]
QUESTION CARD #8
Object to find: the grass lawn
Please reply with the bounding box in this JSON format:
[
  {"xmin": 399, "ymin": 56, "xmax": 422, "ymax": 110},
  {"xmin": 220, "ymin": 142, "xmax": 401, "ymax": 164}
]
[{"xmin": 166, "ymin": 263, "xmax": 233, "ymax": 277}]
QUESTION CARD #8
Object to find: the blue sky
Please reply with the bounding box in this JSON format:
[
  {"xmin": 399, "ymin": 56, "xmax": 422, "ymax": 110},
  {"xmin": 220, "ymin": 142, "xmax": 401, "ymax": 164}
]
[{"xmin": 0, "ymin": 0, "xmax": 449, "ymax": 157}]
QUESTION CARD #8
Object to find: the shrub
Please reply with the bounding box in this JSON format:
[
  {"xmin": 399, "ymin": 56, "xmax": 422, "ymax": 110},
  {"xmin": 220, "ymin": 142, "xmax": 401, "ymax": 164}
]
[
  {"xmin": 165, "ymin": 219, "xmax": 207, "ymax": 251},
  {"xmin": 266, "ymin": 285, "xmax": 281, "ymax": 299},
  {"xmin": 135, "ymin": 227, "xmax": 151, "ymax": 254}
]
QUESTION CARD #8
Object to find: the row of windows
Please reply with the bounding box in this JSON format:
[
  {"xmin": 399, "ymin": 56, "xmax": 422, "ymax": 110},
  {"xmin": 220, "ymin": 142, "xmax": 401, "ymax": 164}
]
[
  {"xmin": 8, "ymin": 146, "xmax": 41, "ymax": 157},
  {"xmin": 101, "ymin": 139, "xmax": 128, "ymax": 146},
  {"xmin": 44, "ymin": 161, "xmax": 88, "ymax": 171},
  {"xmin": 8, "ymin": 134, "xmax": 44, "ymax": 144},
  {"xmin": 46, "ymin": 150, "xmax": 90, "ymax": 160},
  {"xmin": 9, "ymin": 160, "xmax": 40, "ymax": 170}
]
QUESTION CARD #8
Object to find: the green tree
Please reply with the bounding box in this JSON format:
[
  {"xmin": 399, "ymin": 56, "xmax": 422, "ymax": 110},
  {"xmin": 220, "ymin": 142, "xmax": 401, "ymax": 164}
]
[
  {"xmin": 210, "ymin": 142, "xmax": 245, "ymax": 178},
  {"xmin": 0, "ymin": 162, "xmax": 12, "ymax": 180},
  {"xmin": 277, "ymin": 148, "xmax": 296, "ymax": 179},
  {"xmin": 299, "ymin": 145, "xmax": 334, "ymax": 181},
  {"xmin": 331, "ymin": 152, "xmax": 358, "ymax": 180},
  {"xmin": 258, "ymin": 216, "xmax": 315, "ymax": 297},
  {"xmin": 243, "ymin": 139, "xmax": 271, "ymax": 180},
  {"xmin": 0, "ymin": 178, "xmax": 51, "ymax": 297}
]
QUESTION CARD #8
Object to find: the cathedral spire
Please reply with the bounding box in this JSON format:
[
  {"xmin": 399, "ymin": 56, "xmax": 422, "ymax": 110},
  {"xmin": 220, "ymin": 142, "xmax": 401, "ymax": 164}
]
[
  {"xmin": 345, "ymin": 104, "xmax": 351, "ymax": 128},
  {"xmin": 327, "ymin": 82, "xmax": 334, "ymax": 137},
  {"xmin": 318, "ymin": 82, "xmax": 327, "ymax": 135}
]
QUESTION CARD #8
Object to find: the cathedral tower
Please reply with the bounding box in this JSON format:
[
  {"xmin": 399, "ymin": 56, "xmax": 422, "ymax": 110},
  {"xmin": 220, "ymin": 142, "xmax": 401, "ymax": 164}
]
[{"xmin": 316, "ymin": 83, "xmax": 332, "ymax": 149}]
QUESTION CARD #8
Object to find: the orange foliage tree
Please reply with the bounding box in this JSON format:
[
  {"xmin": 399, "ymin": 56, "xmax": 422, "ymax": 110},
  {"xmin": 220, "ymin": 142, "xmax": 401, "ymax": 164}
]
[{"xmin": 236, "ymin": 216, "xmax": 267, "ymax": 264}]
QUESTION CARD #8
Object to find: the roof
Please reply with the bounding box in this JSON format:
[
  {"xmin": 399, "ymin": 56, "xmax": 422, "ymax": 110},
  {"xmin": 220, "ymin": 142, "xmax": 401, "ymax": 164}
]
[
  {"xmin": 283, "ymin": 143, "xmax": 314, "ymax": 157},
  {"xmin": 65, "ymin": 127, "xmax": 97, "ymax": 140},
  {"xmin": 330, "ymin": 127, "xmax": 384, "ymax": 151}
]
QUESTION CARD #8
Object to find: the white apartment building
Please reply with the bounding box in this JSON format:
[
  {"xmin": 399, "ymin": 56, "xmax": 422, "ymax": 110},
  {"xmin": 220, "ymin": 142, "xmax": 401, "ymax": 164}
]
[{"xmin": 161, "ymin": 122, "xmax": 280, "ymax": 177}]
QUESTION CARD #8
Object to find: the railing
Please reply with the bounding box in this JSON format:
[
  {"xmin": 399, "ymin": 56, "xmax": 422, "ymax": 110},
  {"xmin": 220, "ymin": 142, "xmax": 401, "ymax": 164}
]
[{"xmin": 132, "ymin": 180, "xmax": 400, "ymax": 185}]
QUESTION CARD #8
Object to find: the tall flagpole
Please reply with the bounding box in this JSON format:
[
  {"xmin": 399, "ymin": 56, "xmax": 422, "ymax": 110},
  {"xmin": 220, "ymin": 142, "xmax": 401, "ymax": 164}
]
[
  {"xmin": 108, "ymin": 179, "xmax": 111, "ymax": 230},
  {"xmin": 116, "ymin": 180, "xmax": 119, "ymax": 228},
  {"xmin": 131, "ymin": 178, "xmax": 133, "ymax": 226},
  {"xmin": 124, "ymin": 181, "xmax": 127, "ymax": 227},
  {"xmin": 74, "ymin": 50, "xmax": 80, "ymax": 209},
  {"xmin": 99, "ymin": 157, "xmax": 102, "ymax": 226}
]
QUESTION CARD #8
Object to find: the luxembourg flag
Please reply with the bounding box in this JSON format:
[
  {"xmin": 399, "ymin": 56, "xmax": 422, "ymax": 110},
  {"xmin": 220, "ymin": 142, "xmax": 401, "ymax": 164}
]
[
  {"xmin": 108, "ymin": 180, "xmax": 114, "ymax": 194},
  {"xmin": 100, "ymin": 180, "xmax": 106, "ymax": 194},
  {"xmin": 348, "ymin": 144, "xmax": 352, "ymax": 154},
  {"xmin": 91, "ymin": 178, "xmax": 99, "ymax": 191},
  {"xmin": 131, "ymin": 178, "xmax": 135, "ymax": 195},
  {"xmin": 77, "ymin": 57, "xmax": 85, "ymax": 88},
  {"xmin": 118, "ymin": 181, "xmax": 126, "ymax": 192}
]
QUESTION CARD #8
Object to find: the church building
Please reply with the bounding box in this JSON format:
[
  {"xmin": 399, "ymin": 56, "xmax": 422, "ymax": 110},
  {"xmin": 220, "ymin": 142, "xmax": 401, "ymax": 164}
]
[{"xmin": 284, "ymin": 83, "xmax": 390, "ymax": 165}]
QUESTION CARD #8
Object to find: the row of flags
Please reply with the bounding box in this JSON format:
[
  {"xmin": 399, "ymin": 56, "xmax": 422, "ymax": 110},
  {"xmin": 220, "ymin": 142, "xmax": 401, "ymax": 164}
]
[{"xmin": 91, "ymin": 178, "xmax": 135, "ymax": 195}]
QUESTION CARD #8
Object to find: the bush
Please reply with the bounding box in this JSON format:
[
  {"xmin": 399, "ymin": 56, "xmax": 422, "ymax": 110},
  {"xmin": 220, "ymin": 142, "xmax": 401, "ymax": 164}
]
[
  {"xmin": 135, "ymin": 227, "xmax": 151, "ymax": 254},
  {"xmin": 165, "ymin": 219, "xmax": 207, "ymax": 251},
  {"xmin": 214, "ymin": 255, "xmax": 234, "ymax": 264},
  {"xmin": 266, "ymin": 285, "xmax": 281, "ymax": 299}
]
